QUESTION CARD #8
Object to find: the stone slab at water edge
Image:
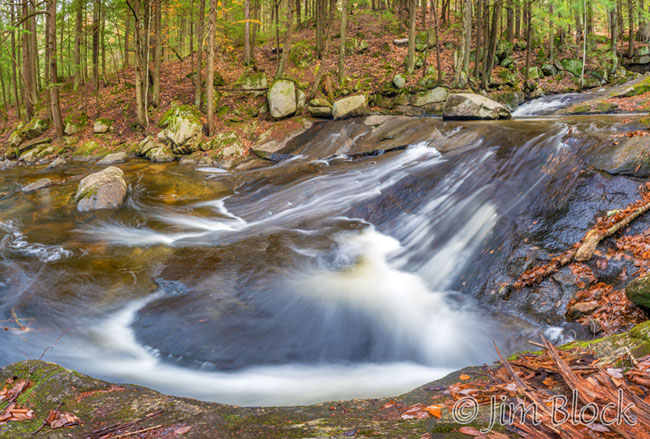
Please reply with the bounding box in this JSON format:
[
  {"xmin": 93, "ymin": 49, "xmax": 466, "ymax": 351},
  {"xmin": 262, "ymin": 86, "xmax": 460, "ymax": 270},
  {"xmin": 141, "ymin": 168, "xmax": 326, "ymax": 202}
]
[
  {"xmin": 75, "ymin": 166, "xmax": 127, "ymax": 212},
  {"xmin": 442, "ymin": 93, "xmax": 512, "ymax": 120}
]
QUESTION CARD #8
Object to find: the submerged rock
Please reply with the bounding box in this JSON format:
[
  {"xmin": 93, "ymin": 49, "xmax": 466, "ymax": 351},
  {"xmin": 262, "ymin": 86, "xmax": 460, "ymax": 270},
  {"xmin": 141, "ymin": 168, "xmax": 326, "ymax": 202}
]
[
  {"xmin": 22, "ymin": 178, "xmax": 53, "ymax": 192},
  {"xmin": 442, "ymin": 93, "xmax": 511, "ymax": 120},
  {"xmin": 332, "ymin": 95, "xmax": 368, "ymax": 120},
  {"xmin": 75, "ymin": 166, "xmax": 127, "ymax": 212}
]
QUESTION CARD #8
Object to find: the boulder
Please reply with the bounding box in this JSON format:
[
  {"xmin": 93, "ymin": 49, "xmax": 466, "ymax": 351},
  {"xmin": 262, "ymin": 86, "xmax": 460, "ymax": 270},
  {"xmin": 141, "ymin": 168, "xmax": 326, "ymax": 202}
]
[
  {"xmin": 93, "ymin": 118, "xmax": 114, "ymax": 134},
  {"xmin": 7, "ymin": 117, "xmax": 49, "ymax": 149},
  {"xmin": 267, "ymin": 79, "xmax": 297, "ymax": 119},
  {"xmin": 308, "ymin": 106, "xmax": 333, "ymax": 118},
  {"xmin": 158, "ymin": 103, "xmax": 203, "ymax": 154},
  {"xmin": 332, "ymin": 95, "xmax": 368, "ymax": 120},
  {"xmin": 495, "ymin": 40, "xmax": 514, "ymax": 60},
  {"xmin": 6, "ymin": 137, "xmax": 52, "ymax": 160},
  {"xmin": 526, "ymin": 66, "xmax": 543, "ymax": 80},
  {"xmin": 541, "ymin": 63, "xmax": 559, "ymax": 76},
  {"xmin": 410, "ymin": 87, "xmax": 448, "ymax": 107},
  {"xmin": 442, "ymin": 93, "xmax": 512, "ymax": 120},
  {"xmin": 392, "ymin": 74, "xmax": 406, "ymax": 89},
  {"xmin": 500, "ymin": 56, "xmax": 514, "ymax": 68},
  {"xmin": 75, "ymin": 166, "xmax": 127, "ymax": 212},
  {"xmin": 561, "ymin": 58, "xmax": 583, "ymax": 77},
  {"xmin": 234, "ymin": 71, "xmax": 268, "ymax": 97},
  {"xmin": 97, "ymin": 151, "xmax": 127, "ymax": 165},
  {"xmin": 137, "ymin": 136, "xmax": 175, "ymax": 163},
  {"xmin": 22, "ymin": 178, "xmax": 53, "ymax": 192},
  {"xmin": 211, "ymin": 131, "xmax": 245, "ymax": 157},
  {"xmin": 296, "ymin": 89, "xmax": 307, "ymax": 114},
  {"xmin": 626, "ymin": 275, "xmax": 650, "ymax": 308},
  {"xmin": 47, "ymin": 157, "xmax": 67, "ymax": 169},
  {"xmin": 64, "ymin": 113, "xmax": 88, "ymax": 135}
]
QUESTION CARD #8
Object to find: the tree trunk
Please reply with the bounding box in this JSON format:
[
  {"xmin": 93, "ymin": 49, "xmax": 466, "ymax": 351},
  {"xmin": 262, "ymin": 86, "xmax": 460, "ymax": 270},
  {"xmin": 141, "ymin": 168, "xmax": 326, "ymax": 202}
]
[
  {"xmin": 206, "ymin": 0, "xmax": 216, "ymax": 135},
  {"xmin": 338, "ymin": 0, "xmax": 348, "ymax": 85},
  {"xmin": 125, "ymin": 12, "xmax": 131, "ymax": 67},
  {"xmin": 459, "ymin": 0, "xmax": 471, "ymax": 86},
  {"xmin": 153, "ymin": 0, "xmax": 161, "ymax": 107},
  {"xmin": 432, "ymin": 0, "xmax": 442, "ymax": 83},
  {"xmin": 244, "ymin": 0, "xmax": 251, "ymax": 65},
  {"xmin": 628, "ymin": 0, "xmax": 635, "ymax": 56},
  {"xmin": 524, "ymin": 0, "xmax": 531, "ymax": 89},
  {"xmin": 406, "ymin": 0, "xmax": 416, "ymax": 73},
  {"xmin": 549, "ymin": 3, "xmax": 554, "ymax": 62},
  {"xmin": 580, "ymin": 0, "xmax": 586, "ymax": 88},
  {"xmin": 92, "ymin": 0, "xmax": 100, "ymax": 116},
  {"xmin": 506, "ymin": 0, "xmax": 513, "ymax": 42},
  {"xmin": 47, "ymin": 0, "xmax": 64, "ymax": 138},
  {"xmin": 474, "ymin": 0, "xmax": 482, "ymax": 81},
  {"xmin": 22, "ymin": 0, "xmax": 35, "ymax": 120},
  {"xmin": 276, "ymin": 0, "xmax": 295, "ymax": 78},
  {"xmin": 195, "ymin": 0, "xmax": 205, "ymax": 108},
  {"xmin": 482, "ymin": 0, "xmax": 499, "ymax": 90},
  {"xmin": 10, "ymin": 4, "xmax": 22, "ymax": 119}
]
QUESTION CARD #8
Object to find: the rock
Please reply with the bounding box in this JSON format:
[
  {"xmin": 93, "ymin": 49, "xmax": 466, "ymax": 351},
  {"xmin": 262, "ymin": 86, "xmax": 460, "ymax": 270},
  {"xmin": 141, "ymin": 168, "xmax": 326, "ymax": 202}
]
[
  {"xmin": 496, "ymin": 40, "xmax": 514, "ymax": 60},
  {"xmin": 6, "ymin": 137, "xmax": 52, "ymax": 159},
  {"xmin": 7, "ymin": 117, "xmax": 49, "ymax": 149},
  {"xmin": 64, "ymin": 113, "xmax": 88, "ymax": 135},
  {"xmin": 626, "ymin": 275, "xmax": 650, "ymax": 308},
  {"xmin": 332, "ymin": 95, "xmax": 368, "ymax": 120},
  {"xmin": 75, "ymin": 166, "xmax": 127, "ymax": 212},
  {"xmin": 22, "ymin": 178, "xmax": 53, "ymax": 192},
  {"xmin": 392, "ymin": 74, "xmax": 406, "ymax": 89},
  {"xmin": 561, "ymin": 58, "xmax": 583, "ymax": 77},
  {"xmin": 442, "ymin": 93, "xmax": 512, "ymax": 120},
  {"xmin": 308, "ymin": 106, "xmax": 333, "ymax": 118},
  {"xmin": 541, "ymin": 63, "xmax": 559, "ymax": 76},
  {"xmin": 234, "ymin": 71, "xmax": 268, "ymax": 97},
  {"xmin": 97, "ymin": 151, "xmax": 127, "ymax": 165},
  {"xmin": 614, "ymin": 86, "xmax": 636, "ymax": 98},
  {"xmin": 410, "ymin": 87, "xmax": 448, "ymax": 107},
  {"xmin": 493, "ymin": 91, "xmax": 525, "ymax": 112},
  {"xmin": 47, "ymin": 157, "xmax": 67, "ymax": 169},
  {"xmin": 526, "ymin": 66, "xmax": 543, "ymax": 80},
  {"xmin": 568, "ymin": 301, "xmax": 599, "ymax": 318},
  {"xmin": 93, "ymin": 118, "xmax": 114, "ymax": 134},
  {"xmin": 500, "ymin": 56, "xmax": 514, "ymax": 68},
  {"xmin": 158, "ymin": 103, "xmax": 203, "ymax": 154},
  {"xmin": 267, "ymin": 79, "xmax": 297, "ymax": 119},
  {"xmin": 296, "ymin": 89, "xmax": 307, "ymax": 114},
  {"xmin": 582, "ymin": 77, "xmax": 600, "ymax": 89},
  {"xmin": 137, "ymin": 136, "xmax": 175, "ymax": 163},
  {"xmin": 0, "ymin": 160, "xmax": 18, "ymax": 170},
  {"xmin": 211, "ymin": 131, "xmax": 245, "ymax": 157}
]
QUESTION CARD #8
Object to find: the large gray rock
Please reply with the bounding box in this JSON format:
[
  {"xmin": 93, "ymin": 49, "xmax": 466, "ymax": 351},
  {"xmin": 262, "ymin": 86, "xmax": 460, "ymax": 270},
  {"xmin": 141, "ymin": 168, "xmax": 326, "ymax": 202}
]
[
  {"xmin": 93, "ymin": 118, "xmax": 114, "ymax": 134},
  {"xmin": 158, "ymin": 103, "xmax": 203, "ymax": 154},
  {"xmin": 410, "ymin": 87, "xmax": 448, "ymax": 107},
  {"xmin": 75, "ymin": 166, "xmax": 127, "ymax": 212},
  {"xmin": 64, "ymin": 113, "xmax": 88, "ymax": 135},
  {"xmin": 137, "ymin": 136, "xmax": 175, "ymax": 163},
  {"xmin": 442, "ymin": 93, "xmax": 511, "ymax": 120},
  {"xmin": 332, "ymin": 95, "xmax": 368, "ymax": 120},
  {"xmin": 97, "ymin": 151, "xmax": 127, "ymax": 165},
  {"xmin": 7, "ymin": 118, "xmax": 49, "ymax": 150},
  {"xmin": 234, "ymin": 71, "xmax": 268, "ymax": 97},
  {"xmin": 267, "ymin": 79, "xmax": 297, "ymax": 119}
]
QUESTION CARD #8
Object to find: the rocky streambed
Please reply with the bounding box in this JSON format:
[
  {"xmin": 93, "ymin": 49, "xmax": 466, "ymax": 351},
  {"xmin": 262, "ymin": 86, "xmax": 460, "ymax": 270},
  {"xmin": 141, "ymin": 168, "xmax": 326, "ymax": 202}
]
[{"xmin": 2, "ymin": 110, "xmax": 650, "ymax": 437}]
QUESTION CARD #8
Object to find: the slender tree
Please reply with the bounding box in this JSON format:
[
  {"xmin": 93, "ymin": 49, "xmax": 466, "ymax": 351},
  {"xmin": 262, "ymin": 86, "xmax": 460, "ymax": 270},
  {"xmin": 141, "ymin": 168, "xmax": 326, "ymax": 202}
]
[
  {"xmin": 338, "ymin": 0, "xmax": 348, "ymax": 85},
  {"xmin": 47, "ymin": 0, "xmax": 64, "ymax": 137},
  {"xmin": 195, "ymin": 0, "xmax": 205, "ymax": 108},
  {"xmin": 406, "ymin": 0, "xmax": 416, "ymax": 73},
  {"xmin": 206, "ymin": 0, "xmax": 216, "ymax": 134}
]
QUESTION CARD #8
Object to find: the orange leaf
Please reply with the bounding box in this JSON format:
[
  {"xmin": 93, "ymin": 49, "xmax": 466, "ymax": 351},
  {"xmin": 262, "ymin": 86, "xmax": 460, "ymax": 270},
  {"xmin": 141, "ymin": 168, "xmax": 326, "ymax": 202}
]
[
  {"xmin": 423, "ymin": 404, "xmax": 442, "ymax": 419},
  {"xmin": 459, "ymin": 374, "xmax": 471, "ymax": 381}
]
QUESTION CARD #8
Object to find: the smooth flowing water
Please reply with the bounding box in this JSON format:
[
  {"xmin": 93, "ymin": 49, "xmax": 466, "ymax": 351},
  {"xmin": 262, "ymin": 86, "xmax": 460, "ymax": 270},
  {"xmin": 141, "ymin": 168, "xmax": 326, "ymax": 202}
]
[{"xmin": 0, "ymin": 114, "xmax": 631, "ymax": 406}]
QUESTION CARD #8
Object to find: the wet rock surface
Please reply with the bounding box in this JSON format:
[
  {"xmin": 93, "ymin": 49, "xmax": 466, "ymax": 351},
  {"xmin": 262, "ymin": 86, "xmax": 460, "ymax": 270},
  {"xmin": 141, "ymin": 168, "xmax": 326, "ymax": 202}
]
[{"xmin": 75, "ymin": 166, "xmax": 128, "ymax": 211}]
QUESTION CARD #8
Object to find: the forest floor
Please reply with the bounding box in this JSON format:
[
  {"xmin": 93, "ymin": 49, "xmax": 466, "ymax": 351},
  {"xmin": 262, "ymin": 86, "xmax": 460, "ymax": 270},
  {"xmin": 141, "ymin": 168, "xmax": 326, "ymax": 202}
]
[{"xmin": 1, "ymin": 10, "xmax": 650, "ymax": 164}]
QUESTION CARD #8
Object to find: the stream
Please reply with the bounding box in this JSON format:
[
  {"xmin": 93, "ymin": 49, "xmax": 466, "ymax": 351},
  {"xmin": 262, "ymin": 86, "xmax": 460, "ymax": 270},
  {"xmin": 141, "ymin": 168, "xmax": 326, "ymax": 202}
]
[{"xmin": 0, "ymin": 96, "xmax": 641, "ymax": 406}]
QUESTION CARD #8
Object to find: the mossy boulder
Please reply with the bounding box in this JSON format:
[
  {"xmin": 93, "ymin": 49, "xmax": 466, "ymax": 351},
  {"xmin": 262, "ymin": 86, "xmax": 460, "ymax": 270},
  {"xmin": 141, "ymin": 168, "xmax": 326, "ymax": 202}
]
[
  {"xmin": 71, "ymin": 140, "xmax": 109, "ymax": 161},
  {"xmin": 267, "ymin": 79, "xmax": 297, "ymax": 119},
  {"xmin": 392, "ymin": 74, "xmax": 406, "ymax": 89},
  {"xmin": 64, "ymin": 113, "xmax": 88, "ymax": 135},
  {"xmin": 307, "ymin": 99, "xmax": 332, "ymax": 118},
  {"xmin": 410, "ymin": 87, "xmax": 448, "ymax": 107},
  {"xmin": 500, "ymin": 56, "xmax": 514, "ymax": 68},
  {"xmin": 496, "ymin": 40, "xmax": 514, "ymax": 60},
  {"xmin": 158, "ymin": 102, "xmax": 203, "ymax": 155},
  {"xmin": 417, "ymin": 75, "xmax": 438, "ymax": 89},
  {"xmin": 93, "ymin": 118, "xmax": 113, "ymax": 134},
  {"xmin": 492, "ymin": 90, "xmax": 525, "ymax": 112},
  {"xmin": 7, "ymin": 117, "xmax": 49, "ymax": 149},
  {"xmin": 75, "ymin": 166, "xmax": 127, "ymax": 212},
  {"xmin": 625, "ymin": 275, "xmax": 650, "ymax": 309},
  {"xmin": 136, "ymin": 136, "xmax": 175, "ymax": 163},
  {"xmin": 541, "ymin": 63, "xmax": 559, "ymax": 76},
  {"xmin": 289, "ymin": 42, "xmax": 315, "ymax": 68},
  {"xmin": 560, "ymin": 58, "xmax": 583, "ymax": 77},
  {"xmin": 212, "ymin": 131, "xmax": 245, "ymax": 157},
  {"xmin": 234, "ymin": 71, "xmax": 268, "ymax": 97}
]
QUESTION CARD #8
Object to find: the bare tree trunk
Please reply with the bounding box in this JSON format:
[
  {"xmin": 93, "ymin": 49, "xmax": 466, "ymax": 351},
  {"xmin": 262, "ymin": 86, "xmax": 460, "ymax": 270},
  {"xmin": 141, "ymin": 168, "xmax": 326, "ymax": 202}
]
[
  {"xmin": 474, "ymin": 0, "xmax": 482, "ymax": 81},
  {"xmin": 206, "ymin": 0, "xmax": 216, "ymax": 134},
  {"xmin": 92, "ymin": 0, "xmax": 100, "ymax": 116},
  {"xmin": 47, "ymin": 0, "xmax": 64, "ymax": 138},
  {"xmin": 10, "ymin": 3, "xmax": 22, "ymax": 119},
  {"xmin": 338, "ymin": 0, "xmax": 348, "ymax": 85},
  {"xmin": 459, "ymin": 0, "xmax": 471, "ymax": 86},
  {"xmin": 524, "ymin": 0, "xmax": 531, "ymax": 89},
  {"xmin": 406, "ymin": 0, "xmax": 416, "ymax": 73},
  {"xmin": 628, "ymin": 0, "xmax": 635, "ymax": 56},
  {"xmin": 481, "ymin": 0, "xmax": 499, "ymax": 90},
  {"xmin": 195, "ymin": 0, "xmax": 205, "ymax": 108},
  {"xmin": 21, "ymin": 0, "xmax": 34, "ymax": 120},
  {"xmin": 125, "ymin": 12, "xmax": 131, "ymax": 67},
  {"xmin": 506, "ymin": 0, "xmax": 513, "ymax": 41},
  {"xmin": 244, "ymin": 0, "xmax": 251, "ymax": 65},
  {"xmin": 153, "ymin": 0, "xmax": 161, "ymax": 107},
  {"xmin": 432, "ymin": 0, "xmax": 442, "ymax": 83}
]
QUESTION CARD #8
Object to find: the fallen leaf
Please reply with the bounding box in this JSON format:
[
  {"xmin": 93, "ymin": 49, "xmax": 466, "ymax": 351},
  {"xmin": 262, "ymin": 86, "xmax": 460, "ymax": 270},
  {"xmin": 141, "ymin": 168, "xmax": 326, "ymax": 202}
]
[
  {"xmin": 458, "ymin": 426, "xmax": 483, "ymax": 436},
  {"xmin": 423, "ymin": 404, "xmax": 443, "ymax": 419},
  {"xmin": 459, "ymin": 374, "xmax": 471, "ymax": 381},
  {"xmin": 174, "ymin": 425, "xmax": 193, "ymax": 435}
]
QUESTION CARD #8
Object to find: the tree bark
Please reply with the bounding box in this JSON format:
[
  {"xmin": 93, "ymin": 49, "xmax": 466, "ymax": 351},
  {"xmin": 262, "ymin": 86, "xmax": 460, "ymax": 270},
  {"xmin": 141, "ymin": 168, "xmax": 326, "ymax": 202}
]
[
  {"xmin": 10, "ymin": 3, "xmax": 22, "ymax": 119},
  {"xmin": 338, "ymin": 0, "xmax": 348, "ymax": 85},
  {"xmin": 482, "ymin": 0, "xmax": 499, "ymax": 90},
  {"xmin": 153, "ymin": 0, "xmax": 161, "ymax": 107},
  {"xmin": 195, "ymin": 0, "xmax": 205, "ymax": 108},
  {"xmin": 628, "ymin": 0, "xmax": 635, "ymax": 56},
  {"xmin": 21, "ymin": 0, "xmax": 35, "ymax": 120},
  {"xmin": 47, "ymin": 0, "xmax": 64, "ymax": 138},
  {"xmin": 92, "ymin": 0, "xmax": 100, "ymax": 115},
  {"xmin": 244, "ymin": 0, "xmax": 251, "ymax": 65},
  {"xmin": 506, "ymin": 0, "xmax": 513, "ymax": 42},
  {"xmin": 276, "ymin": 0, "xmax": 295, "ymax": 78},
  {"xmin": 406, "ymin": 0, "xmax": 416, "ymax": 73},
  {"xmin": 206, "ymin": 0, "xmax": 217, "ymax": 135}
]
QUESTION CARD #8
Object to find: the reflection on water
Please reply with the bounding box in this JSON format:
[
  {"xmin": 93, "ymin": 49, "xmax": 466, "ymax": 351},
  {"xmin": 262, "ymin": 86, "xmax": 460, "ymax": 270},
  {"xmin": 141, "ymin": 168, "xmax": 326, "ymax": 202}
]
[{"xmin": 0, "ymin": 117, "xmax": 617, "ymax": 406}]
